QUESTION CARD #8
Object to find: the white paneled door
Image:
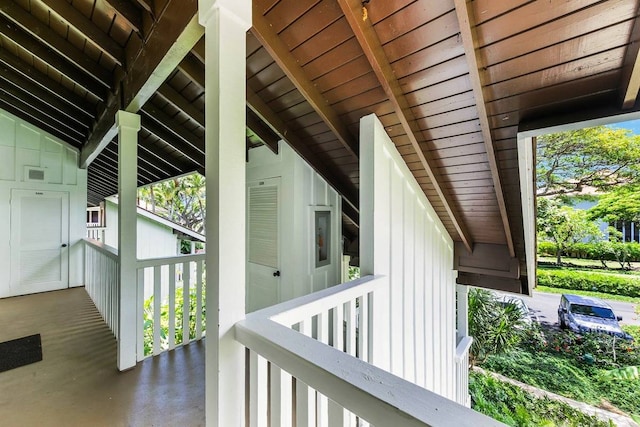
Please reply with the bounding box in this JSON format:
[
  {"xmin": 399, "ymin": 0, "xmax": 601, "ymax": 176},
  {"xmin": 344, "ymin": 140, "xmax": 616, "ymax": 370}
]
[
  {"xmin": 10, "ymin": 189, "xmax": 69, "ymax": 296},
  {"xmin": 247, "ymin": 178, "xmax": 281, "ymax": 312}
]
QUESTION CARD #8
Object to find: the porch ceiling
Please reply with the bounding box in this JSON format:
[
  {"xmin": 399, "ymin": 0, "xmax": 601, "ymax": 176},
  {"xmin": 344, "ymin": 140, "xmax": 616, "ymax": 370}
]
[{"xmin": 1, "ymin": 0, "xmax": 639, "ymax": 290}]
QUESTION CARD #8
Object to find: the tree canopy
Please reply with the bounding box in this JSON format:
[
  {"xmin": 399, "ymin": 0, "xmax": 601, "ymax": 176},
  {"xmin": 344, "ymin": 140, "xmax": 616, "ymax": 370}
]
[
  {"xmin": 536, "ymin": 126, "xmax": 640, "ymax": 197},
  {"xmin": 587, "ymin": 184, "xmax": 640, "ymax": 224}
]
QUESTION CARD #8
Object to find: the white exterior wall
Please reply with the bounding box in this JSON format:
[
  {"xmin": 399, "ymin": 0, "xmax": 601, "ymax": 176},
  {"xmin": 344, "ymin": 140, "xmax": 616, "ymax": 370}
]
[
  {"xmin": 360, "ymin": 114, "xmax": 458, "ymax": 401},
  {"xmin": 247, "ymin": 142, "xmax": 342, "ymax": 303},
  {"xmin": 0, "ymin": 108, "xmax": 87, "ymax": 297},
  {"xmin": 103, "ymin": 199, "xmax": 179, "ymax": 259}
]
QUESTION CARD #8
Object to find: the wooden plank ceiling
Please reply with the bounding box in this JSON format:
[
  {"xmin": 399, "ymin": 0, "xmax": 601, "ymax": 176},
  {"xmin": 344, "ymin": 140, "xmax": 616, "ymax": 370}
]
[{"xmin": 1, "ymin": 0, "xmax": 639, "ymax": 291}]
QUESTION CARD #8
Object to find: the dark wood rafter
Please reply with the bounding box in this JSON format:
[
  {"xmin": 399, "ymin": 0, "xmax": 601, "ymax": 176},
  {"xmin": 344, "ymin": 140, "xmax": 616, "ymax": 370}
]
[
  {"xmin": 177, "ymin": 55, "xmax": 206, "ymax": 89},
  {"xmin": 453, "ymin": 0, "xmax": 514, "ymax": 257},
  {"xmin": 80, "ymin": 0, "xmax": 201, "ymax": 168},
  {"xmin": 247, "ymin": 87, "xmax": 360, "ymax": 226},
  {"xmin": 337, "ymin": 0, "xmax": 472, "ymax": 252},
  {"xmin": 0, "ymin": 16, "xmax": 107, "ymax": 100},
  {"xmin": 38, "ymin": 0, "xmax": 125, "ymax": 66},
  {"xmin": 251, "ymin": 7, "xmax": 359, "ymax": 160},
  {"xmin": 101, "ymin": 0, "xmax": 143, "ymax": 34},
  {"xmin": 0, "ymin": 1, "xmax": 112, "ymax": 88},
  {"xmin": 157, "ymin": 83, "xmax": 204, "ymax": 126},
  {"xmin": 620, "ymin": 5, "xmax": 640, "ymax": 109},
  {"xmin": 247, "ymin": 109, "xmax": 280, "ymax": 154}
]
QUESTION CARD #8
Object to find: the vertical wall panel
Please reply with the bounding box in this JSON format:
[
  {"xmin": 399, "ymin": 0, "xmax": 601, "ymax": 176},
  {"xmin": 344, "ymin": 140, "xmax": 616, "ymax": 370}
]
[{"xmin": 360, "ymin": 114, "xmax": 457, "ymax": 401}]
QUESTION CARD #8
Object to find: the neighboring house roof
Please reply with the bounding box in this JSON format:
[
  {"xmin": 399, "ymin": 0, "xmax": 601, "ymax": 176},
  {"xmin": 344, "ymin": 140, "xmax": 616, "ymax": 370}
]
[
  {"xmin": 105, "ymin": 196, "xmax": 205, "ymax": 243},
  {"xmin": 3, "ymin": 1, "xmax": 639, "ymax": 294}
]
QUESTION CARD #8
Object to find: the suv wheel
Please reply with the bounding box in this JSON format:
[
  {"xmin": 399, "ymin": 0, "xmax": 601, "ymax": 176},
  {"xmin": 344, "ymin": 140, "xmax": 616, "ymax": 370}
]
[{"xmin": 559, "ymin": 315, "xmax": 566, "ymax": 329}]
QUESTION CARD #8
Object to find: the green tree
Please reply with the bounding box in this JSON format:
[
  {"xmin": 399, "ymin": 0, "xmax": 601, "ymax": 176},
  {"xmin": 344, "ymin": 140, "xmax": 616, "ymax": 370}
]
[
  {"xmin": 537, "ymin": 198, "xmax": 602, "ymax": 264},
  {"xmin": 468, "ymin": 289, "xmax": 526, "ymax": 367},
  {"xmin": 537, "ymin": 126, "xmax": 640, "ymax": 197},
  {"xmin": 588, "ymin": 184, "xmax": 640, "ymax": 224}
]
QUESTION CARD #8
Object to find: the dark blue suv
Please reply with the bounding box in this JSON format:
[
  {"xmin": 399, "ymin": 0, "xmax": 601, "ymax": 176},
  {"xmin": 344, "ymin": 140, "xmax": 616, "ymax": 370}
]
[{"xmin": 558, "ymin": 294, "xmax": 633, "ymax": 340}]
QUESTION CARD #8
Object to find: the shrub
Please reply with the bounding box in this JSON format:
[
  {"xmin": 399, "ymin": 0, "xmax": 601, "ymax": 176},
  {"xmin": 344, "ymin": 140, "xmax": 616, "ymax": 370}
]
[
  {"xmin": 469, "ymin": 371, "xmax": 611, "ymax": 426},
  {"xmin": 537, "ymin": 241, "xmax": 640, "ymax": 263},
  {"xmin": 537, "ymin": 268, "xmax": 640, "ymax": 298}
]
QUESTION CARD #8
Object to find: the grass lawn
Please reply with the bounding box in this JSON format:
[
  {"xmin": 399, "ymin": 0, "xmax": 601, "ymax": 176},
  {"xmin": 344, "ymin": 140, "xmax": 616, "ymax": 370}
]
[
  {"xmin": 538, "ymin": 256, "xmax": 640, "ymax": 276},
  {"xmin": 536, "ymin": 285, "xmax": 640, "ymax": 305}
]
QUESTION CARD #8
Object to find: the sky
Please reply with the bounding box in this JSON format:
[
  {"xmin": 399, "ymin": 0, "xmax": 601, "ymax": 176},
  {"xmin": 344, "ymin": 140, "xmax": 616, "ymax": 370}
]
[{"xmin": 608, "ymin": 119, "xmax": 640, "ymax": 135}]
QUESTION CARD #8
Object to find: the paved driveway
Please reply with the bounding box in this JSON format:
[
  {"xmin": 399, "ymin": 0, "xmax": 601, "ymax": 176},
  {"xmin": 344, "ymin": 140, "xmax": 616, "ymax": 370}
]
[{"xmin": 520, "ymin": 291, "xmax": 639, "ymax": 327}]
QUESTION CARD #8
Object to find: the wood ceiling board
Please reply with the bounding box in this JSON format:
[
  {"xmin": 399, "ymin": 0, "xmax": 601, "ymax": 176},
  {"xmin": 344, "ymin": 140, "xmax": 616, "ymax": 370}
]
[
  {"xmin": 486, "ymin": 48, "xmax": 626, "ymax": 102},
  {"xmin": 322, "ymin": 73, "xmax": 381, "ymax": 106},
  {"xmin": 140, "ymin": 107, "xmax": 204, "ymax": 162},
  {"xmin": 365, "ymin": 0, "xmax": 414, "ymax": 25},
  {"xmin": 485, "ymin": 23, "xmax": 632, "ymax": 86},
  {"xmin": 339, "ymin": 0, "xmax": 472, "ymax": 250},
  {"xmin": 436, "ymin": 163, "xmax": 491, "ymax": 176},
  {"xmin": 471, "ymin": 0, "xmax": 531, "ymax": 25},
  {"xmin": 382, "ymin": 11, "xmax": 460, "ymax": 64},
  {"xmin": 418, "ymin": 105, "xmax": 479, "ymax": 129},
  {"xmin": 157, "ymin": 83, "xmax": 204, "ymax": 127},
  {"xmin": 425, "ymin": 132, "xmax": 485, "ymax": 151},
  {"xmin": 261, "ymin": 0, "xmax": 320, "ymax": 34},
  {"xmin": 420, "ymin": 120, "xmax": 481, "ymax": 141},
  {"xmin": 411, "ymin": 91, "xmax": 476, "ymax": 119},
  {"xmin": 0, "ymin": 2, "xmax": 112, "ymax": 86},
  {"xmin": 443, "ymin": 170, "xmax": 494, "ymax": 182},
  {"xmin": 479, "ymin": 0, "xmax": 636, "ymax": 65},
  {"xmin": 437, "ymin": 152, "xmax": 489, "ymax": 168},
  {"xmin": 39, "ymin": 0, "xmax": 125, "ymax": 66},
  {"xmin": 309, "ymin": 130, "xmax": 340, "ymax": 145},
  {"xmin": 389, "ymin": 36, "xmax": 465, "ymax": 86},
  {"xmin": 477, "ymin": 0, "xmax": 610, "ymax": 48},
  {"xmin": 395, "ymin": 54, "xmax": 467, "ymax": 89},
  {"xmin": 258, "ymin": 77, "xmax": 297, "ymax": 104},
  {"xmin": 289, "ymin": 17, "xmax": 354, "ymax": 67},
  {"xmin": 373, "ymin": 1, "xmax": 452, "ymax": 45},
  {"xmin": 339, "ymin": 100, "xmax": 396, "ymax": 127},
  {"xmin": 252, "ymin": 10, "xmax": 358, "ymax": 159},
  {"xmin": 178, "ymin": 55, "xmax": 205, "ymax": 89},
  {"xmin": 329, "ymin": 86, "xmax": 388, "ymax": 117},
  {"xmin": 311, "ymin": 55, "xmax": 371, "ymax": 90},
  {"xmin": 304, "ymin": 39, "xmax": 364, "ymax": 83},
  {"xmin": 405, "ymin": 75, "xmax": 472, "ymax": 109},
  {"xmin": 0, "ymin": 16, "xmax": 107, "ymax": 100},
  {"xmin": 246, "ymin": 47, "xmax": 277, "ymax": 79},
  {"xmin": 277, "ymin": 0, "xmax": 343, "ymax": 51}
]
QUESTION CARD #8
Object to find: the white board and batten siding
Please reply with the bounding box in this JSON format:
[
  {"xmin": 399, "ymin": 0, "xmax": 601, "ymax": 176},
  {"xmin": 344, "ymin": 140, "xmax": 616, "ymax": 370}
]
[
  {"xmin": 0, "ymin": 108, "xmax": 87, "ymax": 298},
  {"xmin": 360, "ymin": 113, "xmax": 458, "ymax": 401},
  {"xmin": 246, "ymin": 142, "xmax": 342, "ymax": 311}
]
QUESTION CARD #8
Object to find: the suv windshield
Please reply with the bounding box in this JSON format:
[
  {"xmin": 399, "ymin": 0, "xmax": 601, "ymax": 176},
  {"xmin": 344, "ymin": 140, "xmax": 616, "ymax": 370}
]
[{"xmin": 569, "ymin": 304, "xmax": 615, "ymax": 319}]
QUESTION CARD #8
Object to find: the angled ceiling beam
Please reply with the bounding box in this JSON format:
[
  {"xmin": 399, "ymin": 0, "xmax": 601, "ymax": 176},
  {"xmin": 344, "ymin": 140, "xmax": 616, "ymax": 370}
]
[
  {"xmin": 247, "ymin": 109, "xmax": 279, "ymax": 154},
  {"xmin": 338, "ymin": 0, "xmax": 472, "ymax": 252},
  {"xmin": 620, "ymin": 7, "xmax": 640, "ymax": 109},
  {"xmin": 0, "ymin": 17, "xmax": 106, "ymax": 100},
  {"xmin": 247, "ymin": 87, "xmax": 360, "ymax": 226},
  {"xmin": 80, "ymin": 0, "xmax": 202, "ymax": 168},
  {"xmin": 177, "ymin": 55, "xmax": 206, "ymax": 88},
  {"xmin": 453, "ymin": 0, "xmax": 515, "ymax": 257},
  {"xmin": 0, "ymin": 1, "xmax": 112, "ymax": 87},
  {"xmin": 101, "ymin": 0, "xmax": 143, "ymax": 34},
  {"xmin": 39, "ymin": 0, "xmax": 124, "ymax": 66},
  {"xmin": 251, "ymin": 8, "xmax": 359, "ymax": 159}
]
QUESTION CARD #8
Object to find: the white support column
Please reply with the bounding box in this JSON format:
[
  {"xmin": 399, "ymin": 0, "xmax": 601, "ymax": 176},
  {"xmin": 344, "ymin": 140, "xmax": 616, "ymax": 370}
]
[
  {"xmin": 198, "ymin": 1, "xmax": 251, "ymax": 426},
  {"xmin": 456, "ymin": 283, "xmax": 469, "ymax": 340},
  {"xmin": 116, "ymin": 110, "xmax": 141, "ymax": 371}
]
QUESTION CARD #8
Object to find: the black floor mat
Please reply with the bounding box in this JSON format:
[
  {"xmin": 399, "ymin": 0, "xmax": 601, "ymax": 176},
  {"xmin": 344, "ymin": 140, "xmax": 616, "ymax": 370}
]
[{"xmin": 0, "ymin": 334, "xmax": 42, "ymax": 373}]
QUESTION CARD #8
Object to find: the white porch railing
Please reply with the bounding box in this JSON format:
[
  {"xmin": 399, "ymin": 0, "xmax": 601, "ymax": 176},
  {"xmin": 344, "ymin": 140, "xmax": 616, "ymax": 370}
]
[
  {"xmin": 455, "ymin": 336, "xmax": 473, "ymax": 408},
  {"xmin": 136, "ymin": 253, "xmax": 206, "ymax": 360},
  {"xmin": 86, "ymin": 226, "xmax": 106, "ymax": 242},
  {"xmin": 83, "ymin": 238, "xmax": 119, "ymax": 338},
  {"xmin": 236, "ymin": 275, "xmax": 502, "ymax": 427}
]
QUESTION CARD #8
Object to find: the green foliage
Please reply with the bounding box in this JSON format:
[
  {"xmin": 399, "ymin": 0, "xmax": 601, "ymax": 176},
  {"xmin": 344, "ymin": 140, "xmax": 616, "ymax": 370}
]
[
  {"xmin": 138, "ymin": 173, "xmax": 206, "ymax": 233},
  {"xmin": 536, "ymin": 285, "xmax": 640, "ymax": 305},
  {"xmin": 469, "ymin": 371, "xmax": 611, "ymax": 426},
  {"xmin": 348, "ymin": 266, "xmax": 360, "ymax": 281},
  {"xmin": 537, "ymin": 126, "xmax": 640, "ymax": 197},
  {"xmin": 588, "ymin": 185, "xmax": 640, "ymax": 224},
  {"xmin": 600, "ymin": 366, "xmax": 640, "ymax": 380},
  {"xmin": 539, "ymin": 241, "xmax": 640, "ymax": 265},
  {"xmin": 468, "ymin": 289, "xmax": 527, "ymax": 366},
  {"xmin": 481, "ymin": 326, "xmax": 640, "ymax": 416},
  {"xmin": 537, "ymin": 268, "xmax": 640, "ymax": 298},
  {"xmin": 537, "ymin": 198, "xmax": 602, "ymax": 264},
  {"xmin": 143, "ymin": 285, "xmax": 206, "ymax": 356}
]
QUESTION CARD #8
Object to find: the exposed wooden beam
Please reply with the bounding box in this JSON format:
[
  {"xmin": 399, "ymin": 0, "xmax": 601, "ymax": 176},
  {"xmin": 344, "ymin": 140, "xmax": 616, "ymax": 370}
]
[
  {"xmin": 251, "ymin": 9, "xmax": 359, "ymax": 159},
  {"xmin": 157, "ymin": 83, "xmax": 205, "ymax": 126},
  {"xmin": 247, "ymin": 109, "xmax": 279, "ymax": 154},
  {"xmin": 38, "ymin": 0, "xmax": 124, "ymax": 66},
  {"xmin": 338, "ymin": 0, "xmax": 472, "ymax": 252},
  {"xmin": 453, "ymin": 0, "xmax": 514, "ymax": 257},
  {"xmin": 80, "ymin": 1, "xmax": 201, "ymax": 168},
  {"xmin": 0, "ymin": 48, "xmax": 94, "ymax": 122},
  {"xmin": 620, "ymin": 7, "xmax": 640, "ymax": 109},
  {"xmin": 0, "ymin": 1, "xmax": 112, "ymax": 87},
  {"xmin": 247, "ymin": 87, "xmax": 360, "ymax": 226},
  {"xmin": 177, "ymin": 54, "xmax": 206, "ymax": 88},
  {"xmin": 191, "ymin": 37, "xmax": 205, "ymax": 64},
  {"xmin": 101, "ymin": 0, "xmax": 143, "ymax": 34},
  {"xmin": 0, "ymin": 17, "xmax": 106, "ymax": 100}
]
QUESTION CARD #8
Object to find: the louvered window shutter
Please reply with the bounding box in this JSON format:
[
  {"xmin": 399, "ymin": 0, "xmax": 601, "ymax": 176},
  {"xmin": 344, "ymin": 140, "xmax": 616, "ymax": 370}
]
[{"xmin": 248, "ymin": 185, "xmax": 278, "ymax": 268}]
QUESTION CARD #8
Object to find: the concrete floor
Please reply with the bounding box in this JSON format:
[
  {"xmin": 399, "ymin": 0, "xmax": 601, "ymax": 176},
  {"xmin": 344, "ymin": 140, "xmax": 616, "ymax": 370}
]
[{"xmin": 0, "ymin": 287, "xmax": 205, "ymax": 427}]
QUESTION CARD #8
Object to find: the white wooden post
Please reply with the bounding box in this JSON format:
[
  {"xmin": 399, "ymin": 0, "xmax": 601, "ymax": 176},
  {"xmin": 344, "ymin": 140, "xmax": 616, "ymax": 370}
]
[
  {"xmin": 198, "ymin": 1, "xmax": 251, "ymax": 426},
  {"xmin": 456, "ymin": 284, "xmax": 469, "ymax": 340},
  {"xmin": 116, "ymin": 110, "xmax": 140, "ymax": 371}
]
